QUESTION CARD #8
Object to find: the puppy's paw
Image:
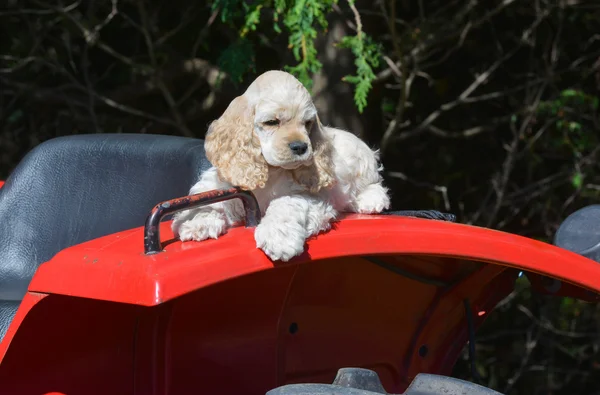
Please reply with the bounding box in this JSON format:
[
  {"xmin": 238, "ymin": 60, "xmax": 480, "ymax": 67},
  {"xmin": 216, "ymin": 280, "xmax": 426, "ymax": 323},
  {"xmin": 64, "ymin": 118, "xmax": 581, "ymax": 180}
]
[
  {"xmin": 172, "ymin": 210, "xmax": 228, "ymax": 242},
  {"xmin": 354, "ymin": 183, "xmax": 391, "ymax": 214},
  {"xmin": 254, "ymin": 221, "xmax": 306, "ymax": 262}
]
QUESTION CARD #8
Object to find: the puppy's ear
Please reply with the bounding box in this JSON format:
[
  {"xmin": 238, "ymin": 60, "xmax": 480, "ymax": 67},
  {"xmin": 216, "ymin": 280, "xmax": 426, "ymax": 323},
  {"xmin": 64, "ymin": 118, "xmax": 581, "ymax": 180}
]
[
  {"xmin": 204, "ymin": 95, "xmax": 269, "ymax": 190},
  {"xmin": 292, "ymin": 115, "xmax": 336, "ymax": 193}
]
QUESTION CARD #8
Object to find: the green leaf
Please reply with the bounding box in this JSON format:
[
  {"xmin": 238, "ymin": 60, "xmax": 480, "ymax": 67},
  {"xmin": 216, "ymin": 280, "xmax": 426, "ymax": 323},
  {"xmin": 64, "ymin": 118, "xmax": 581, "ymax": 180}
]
[
  {"xmin": 561, "ymin": 297, "xmax": 574, "ymax": 309},
  {"xmin": 382, "ymin": 98, "xmax": 395, "ymax": 114},
  {"xmin": 240, "ymin": 4, "xmax": 263, "ymax": 37},
  {"xmin": 571, "ymin": 172, "xmax": 583, "ymax": 189},
  {"xmin": 568, "ymin": 122, "xmax": 581, "ymax": 132},
  {"xmin": 561, "ymin": 89, "xmax": 579, "ymax": 98}
]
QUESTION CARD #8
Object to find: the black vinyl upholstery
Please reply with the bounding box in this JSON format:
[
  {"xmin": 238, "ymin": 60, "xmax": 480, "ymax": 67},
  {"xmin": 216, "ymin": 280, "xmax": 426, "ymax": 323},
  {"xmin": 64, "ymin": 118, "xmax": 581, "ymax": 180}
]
[
  {"xmin": 0, "ymin": 133, "xmax": 211, "ymax": 339},
  {"xmin": 0, "ymin": 301, "xmax": 19, "ymax": 341}
]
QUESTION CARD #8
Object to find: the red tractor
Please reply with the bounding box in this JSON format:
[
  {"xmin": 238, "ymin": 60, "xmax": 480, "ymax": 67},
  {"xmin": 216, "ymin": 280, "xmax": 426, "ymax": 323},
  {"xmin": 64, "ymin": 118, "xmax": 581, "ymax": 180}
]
[{"xmin": 0, "ymin": 134, "xmax": 597, "ymax": 394}]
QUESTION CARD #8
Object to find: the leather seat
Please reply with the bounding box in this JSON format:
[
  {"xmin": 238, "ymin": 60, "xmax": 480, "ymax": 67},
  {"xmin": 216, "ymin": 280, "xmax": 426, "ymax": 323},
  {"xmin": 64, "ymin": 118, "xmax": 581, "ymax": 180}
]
[{"xmin": 0, "ymin": 134, "xmax": 211, "ymax": 340}]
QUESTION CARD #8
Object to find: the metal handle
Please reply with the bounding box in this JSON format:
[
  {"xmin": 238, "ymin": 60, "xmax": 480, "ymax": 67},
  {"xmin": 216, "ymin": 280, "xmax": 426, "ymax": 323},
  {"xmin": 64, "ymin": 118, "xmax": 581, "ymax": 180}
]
[{"xmin": 144, "ymin": 187, "xmax": 261, "ymax": 255}]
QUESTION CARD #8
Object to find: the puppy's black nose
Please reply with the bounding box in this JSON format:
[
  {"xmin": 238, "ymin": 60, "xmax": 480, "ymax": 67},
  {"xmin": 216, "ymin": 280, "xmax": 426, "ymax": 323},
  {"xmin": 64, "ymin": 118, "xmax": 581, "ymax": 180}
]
[{"xmin": 289, "ymin": 141, "xmax": 308, "ymax": 155}]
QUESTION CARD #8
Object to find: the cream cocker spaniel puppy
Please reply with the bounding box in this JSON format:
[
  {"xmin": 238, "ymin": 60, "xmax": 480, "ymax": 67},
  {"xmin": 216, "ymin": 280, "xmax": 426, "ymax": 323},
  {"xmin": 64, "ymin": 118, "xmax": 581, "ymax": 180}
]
[{"xmin": 172, "ymin": 70, "xmax": 390, "ymax": 261}]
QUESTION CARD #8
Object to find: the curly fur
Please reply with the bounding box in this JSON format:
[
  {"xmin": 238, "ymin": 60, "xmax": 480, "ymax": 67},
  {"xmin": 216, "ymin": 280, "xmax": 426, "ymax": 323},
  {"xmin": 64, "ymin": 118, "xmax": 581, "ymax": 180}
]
[
  {"xmin": 204, "ymin": 96, "xmax": 268, "ymax": 190},
  {"xmin": 172, "ymin": 70, "xmax": 391, "ymax": 262}
]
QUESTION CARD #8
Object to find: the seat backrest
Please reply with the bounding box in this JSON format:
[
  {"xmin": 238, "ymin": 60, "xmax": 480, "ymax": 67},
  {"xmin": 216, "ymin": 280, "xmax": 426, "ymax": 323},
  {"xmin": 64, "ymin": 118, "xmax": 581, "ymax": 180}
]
[{"xmin": 0, "ymin": 134, "xmax": 211, "ymax": 300}]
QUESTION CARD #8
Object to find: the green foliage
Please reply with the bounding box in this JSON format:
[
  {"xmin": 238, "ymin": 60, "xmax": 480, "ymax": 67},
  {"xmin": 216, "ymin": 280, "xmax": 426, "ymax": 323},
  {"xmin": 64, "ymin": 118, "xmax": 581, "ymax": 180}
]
[
  {"xmin": 338, "ymin": 33, "xmax": 382, "ymax": 113},
  {"xmin": 212, "ymin": 0, "xmax": 245, "ymax": 23},
  {"xmin": 240, "ymin": 3, "xmax": 264, "ymax": 37},
  {"xmin": 210, "ymin": 0, "xmax": 378, "ymax": 110},
  {"xmin": 280, "ymin": 0, "xmax": 336, "ymax": 89},
  {"xmin": 571, "ymin": 172, "xmax": 583, "ymax": 189},
  {"xmin": 217, "ymin": 39, "xmax": 256, "ymax": 84},
  {"xmin": 533, "ymin": 88, "xmax": 599, "ymax": 191},
  {"xmin": 537, "ymin": 89, "xmax": 599, "ymax": 117},
  {"xmin": 536, "ymin": 88, "xmax": 599, "ymax": 154}
]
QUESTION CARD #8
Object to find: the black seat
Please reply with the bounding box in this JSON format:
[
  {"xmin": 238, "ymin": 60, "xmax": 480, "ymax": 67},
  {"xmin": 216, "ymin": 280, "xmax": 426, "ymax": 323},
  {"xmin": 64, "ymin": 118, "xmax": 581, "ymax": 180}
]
[{"xmin": 0, "ymin": 133, "xmax": 211, "ymax": 339}]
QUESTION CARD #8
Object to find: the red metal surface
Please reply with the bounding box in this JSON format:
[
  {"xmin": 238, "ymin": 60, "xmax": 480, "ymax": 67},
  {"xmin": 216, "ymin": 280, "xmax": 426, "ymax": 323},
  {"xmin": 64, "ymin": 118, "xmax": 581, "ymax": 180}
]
[
  {"xmin": 0, "ymin": 292, "xmax": 46, "ymax": 362},
  {"xmin": 0, "ymin": 214, "xmax": 598, "ymax": 394},
  {"xmin": 0, "ymin": 255, "xmax": 509, "ymax": 395},
  {"xmin": 27, "ymin": 214, "xmax": 600, "ymax": 306},
  {"xmin": 0, "ymin": 294, "xmax": 141, "ymax": 395}
]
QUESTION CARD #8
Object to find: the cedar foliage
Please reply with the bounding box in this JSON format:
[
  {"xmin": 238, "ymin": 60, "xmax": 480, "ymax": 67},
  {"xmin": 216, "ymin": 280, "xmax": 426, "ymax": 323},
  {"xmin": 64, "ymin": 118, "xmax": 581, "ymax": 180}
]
[{"xmin": 213, "ymin": 0, "xmax": 379, "ymax": 111}]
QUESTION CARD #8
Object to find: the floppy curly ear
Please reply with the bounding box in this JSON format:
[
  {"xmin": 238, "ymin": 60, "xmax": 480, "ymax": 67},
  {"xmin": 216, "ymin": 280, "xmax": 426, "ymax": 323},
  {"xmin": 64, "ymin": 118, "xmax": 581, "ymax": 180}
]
[
  {"xmin": 292, "ymin": 116, "xmax": 336, "ymax": 193},
  {"xmin": 204, "ymin": 95, "xmax": 269, "ymax": 190}
]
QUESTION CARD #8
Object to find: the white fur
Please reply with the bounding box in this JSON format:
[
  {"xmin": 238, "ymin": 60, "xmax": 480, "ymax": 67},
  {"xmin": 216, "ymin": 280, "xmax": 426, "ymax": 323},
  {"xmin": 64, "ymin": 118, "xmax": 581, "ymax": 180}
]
[{"xmin": 172, "ymin": 71, "xmax": 391, "ymax": 261}]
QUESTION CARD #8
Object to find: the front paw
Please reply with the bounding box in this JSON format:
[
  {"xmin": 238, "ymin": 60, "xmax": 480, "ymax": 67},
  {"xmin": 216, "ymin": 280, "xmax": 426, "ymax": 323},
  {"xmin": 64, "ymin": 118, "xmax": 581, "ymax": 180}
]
[
  {"xmin": 172, "ymin": 210, "xmax": 227, "ymax": 242},
  {"xmin": 254, "ymin": 222, "xmax": 306, "ymax": 262},
  {"xmin": 354, "ymin": 184, "xmax": 391, "ymax": 214}
]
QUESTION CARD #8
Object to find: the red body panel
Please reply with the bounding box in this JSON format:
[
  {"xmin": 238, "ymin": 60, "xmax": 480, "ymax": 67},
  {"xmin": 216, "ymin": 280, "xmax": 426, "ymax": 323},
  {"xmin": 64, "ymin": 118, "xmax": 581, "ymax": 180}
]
[
  {"xmin": 26, "ymin": 214, "xmax": 600, "ymax": 305},
  {"xmin": 0, "ymin": 215, "xmax": 598, "ymax": 394}
]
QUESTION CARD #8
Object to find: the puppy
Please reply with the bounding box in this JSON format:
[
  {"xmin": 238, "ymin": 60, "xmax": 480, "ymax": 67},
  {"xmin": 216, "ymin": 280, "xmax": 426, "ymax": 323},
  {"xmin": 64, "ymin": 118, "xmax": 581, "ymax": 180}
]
[{"xmin": 172, "ymin": 70, "xmax": 390, "ymax": 261}]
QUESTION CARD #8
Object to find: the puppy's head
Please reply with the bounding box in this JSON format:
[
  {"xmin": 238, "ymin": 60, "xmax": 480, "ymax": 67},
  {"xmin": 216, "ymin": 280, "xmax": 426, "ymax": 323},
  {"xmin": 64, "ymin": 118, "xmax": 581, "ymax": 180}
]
[{"xmin": 205, "ymin": 70, "xmax": 335, "ymax": 192}]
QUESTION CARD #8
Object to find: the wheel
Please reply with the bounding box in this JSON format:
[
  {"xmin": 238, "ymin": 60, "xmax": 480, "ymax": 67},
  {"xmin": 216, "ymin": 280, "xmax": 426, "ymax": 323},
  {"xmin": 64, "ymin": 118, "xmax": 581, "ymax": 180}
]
[{"xmin": 266, "ymin": 368, "xmax": 504, "ymax": 395}]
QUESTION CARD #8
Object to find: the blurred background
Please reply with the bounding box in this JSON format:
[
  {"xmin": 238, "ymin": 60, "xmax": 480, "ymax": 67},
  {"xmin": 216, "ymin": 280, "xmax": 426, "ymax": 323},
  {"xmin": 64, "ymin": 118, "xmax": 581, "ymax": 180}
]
[{"xmin": 1, "ymin": 0, "xmax": 600, "ymax": 393}]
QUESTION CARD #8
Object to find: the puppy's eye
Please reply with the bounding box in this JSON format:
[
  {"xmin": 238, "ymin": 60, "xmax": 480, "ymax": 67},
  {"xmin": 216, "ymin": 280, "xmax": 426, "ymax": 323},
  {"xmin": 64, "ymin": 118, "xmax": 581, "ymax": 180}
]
[
  {"xmin": 305, "ymin": 120, "xmax": 314, "ymax": 129},
  {"xmin": 263, "ymin": 119, "xmax": 280, "ymax": 126}
]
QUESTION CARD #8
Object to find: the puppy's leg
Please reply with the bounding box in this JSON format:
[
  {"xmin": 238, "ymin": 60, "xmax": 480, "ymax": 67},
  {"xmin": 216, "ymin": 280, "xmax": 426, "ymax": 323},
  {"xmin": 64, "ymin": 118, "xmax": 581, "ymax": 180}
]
[
  {"xmin": 172, "ymin": 167, "xmax": 245, "ymax": 242},
  {"xmin": 339, "ymin": 152, "xmax": 391, "ymax": 214},
  {"xmin": 323, "ymin": 127, "xmax": 391, "ymax": 214},
  {"xmin": 352, "ymin": 183, "xmax": 391, "ymax": 214},
  {"xmin": 254, "ymin": 195, "xmax": 337, "ymax": 262}
]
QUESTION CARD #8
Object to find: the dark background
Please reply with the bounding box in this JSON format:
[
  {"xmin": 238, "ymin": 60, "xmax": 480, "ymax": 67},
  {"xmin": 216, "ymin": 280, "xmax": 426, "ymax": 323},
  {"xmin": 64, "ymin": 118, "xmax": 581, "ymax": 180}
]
[{"xmin": 2, "ymin": 1, "xmax": 600, "ymax": 393}]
